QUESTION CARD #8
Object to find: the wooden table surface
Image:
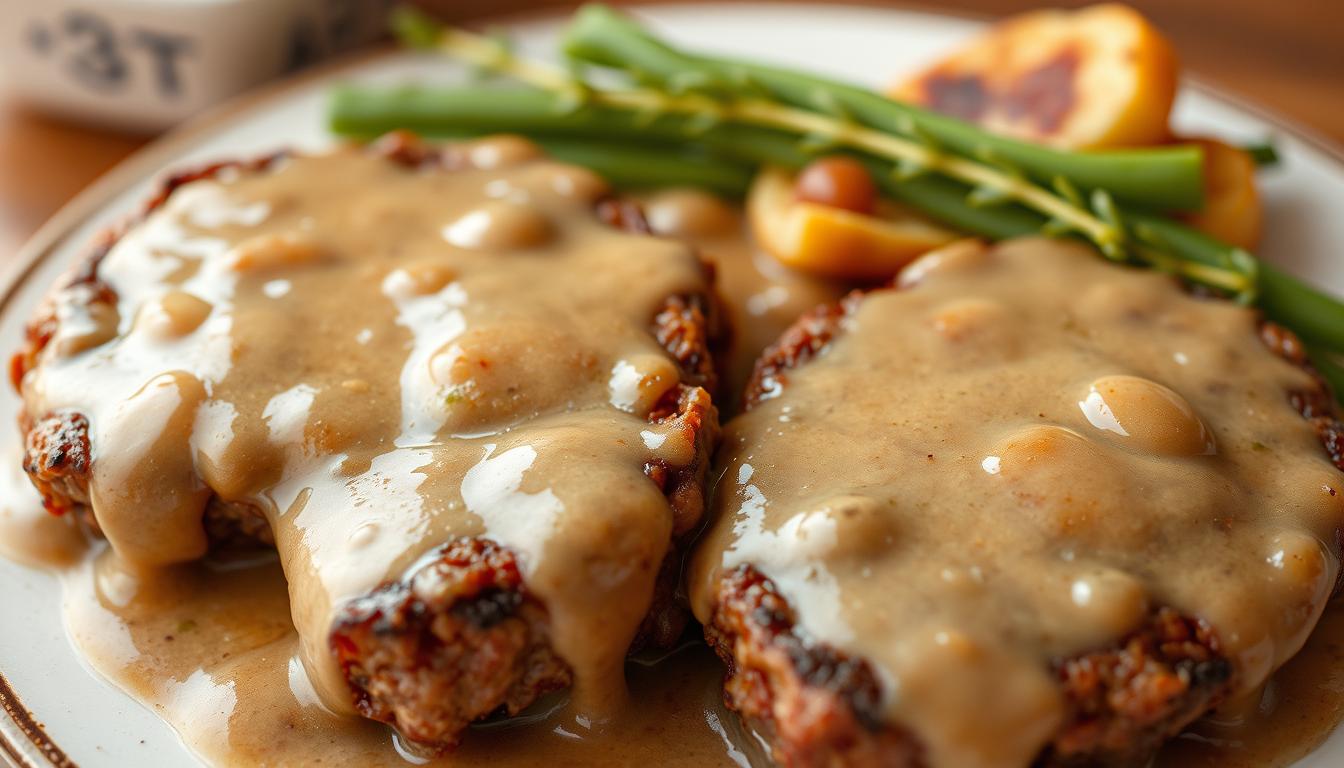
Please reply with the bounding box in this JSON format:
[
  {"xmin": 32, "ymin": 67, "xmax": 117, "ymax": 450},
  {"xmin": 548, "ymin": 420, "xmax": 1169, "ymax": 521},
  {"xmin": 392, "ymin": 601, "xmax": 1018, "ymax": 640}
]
[{"xmin": 1, "ymin": 0, "xmax": 1340, "ymax": 263}]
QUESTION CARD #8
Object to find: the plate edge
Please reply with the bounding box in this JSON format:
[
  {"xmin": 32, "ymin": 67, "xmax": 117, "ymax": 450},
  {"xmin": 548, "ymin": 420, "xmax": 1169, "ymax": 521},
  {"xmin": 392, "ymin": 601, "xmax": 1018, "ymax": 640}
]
[
  {"xmin": 0, "ymin": 672, "xmax": 76, "ymax": 768},
  {"xmin": 2, "ymin": 3, "xmax": 1343, "ymax": 765}
]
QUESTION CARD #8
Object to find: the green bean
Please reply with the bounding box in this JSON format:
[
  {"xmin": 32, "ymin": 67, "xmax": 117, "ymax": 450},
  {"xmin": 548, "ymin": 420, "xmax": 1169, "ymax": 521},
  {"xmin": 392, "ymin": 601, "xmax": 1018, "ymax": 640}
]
[
  {"xmin": 1260, "ymin": 264, "xmax": 1344, "ymax": 350},
  {"xmin": 1308, "ymin": 346, "xmax": 1344, "ymax": 402},
  {"xmin": 328, "ymin": 84, "xmax": 1244, "ymax": 286},
  {"xmin": 330, "ymin": 86, "xmax": 753, "ymax": 195},
  {"xmin": 329, "ymin": 84, "xmax": 1048, "ymax": 239},
  {"xmin": 538, "ymin": 138, "xmax": 752, "ymax": 195}
]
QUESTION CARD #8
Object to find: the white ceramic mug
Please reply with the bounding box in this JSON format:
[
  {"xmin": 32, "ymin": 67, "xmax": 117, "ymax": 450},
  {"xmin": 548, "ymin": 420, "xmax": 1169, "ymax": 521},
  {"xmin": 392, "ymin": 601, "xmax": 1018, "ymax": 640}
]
[{"xmin": 0, "ymin": 0, "xmax": 393, "ymax": 132}]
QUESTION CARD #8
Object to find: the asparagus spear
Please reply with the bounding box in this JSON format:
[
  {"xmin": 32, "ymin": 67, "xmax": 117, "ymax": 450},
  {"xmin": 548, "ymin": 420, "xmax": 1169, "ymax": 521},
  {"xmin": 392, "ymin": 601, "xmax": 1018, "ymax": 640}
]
[
  {"xmin": 1261, "ymin": 264, "xmax": 1344, "ymax": 350},
  {"xmin": 562, "ymin": 4, "xmax": 1206, "ymax": 211}
]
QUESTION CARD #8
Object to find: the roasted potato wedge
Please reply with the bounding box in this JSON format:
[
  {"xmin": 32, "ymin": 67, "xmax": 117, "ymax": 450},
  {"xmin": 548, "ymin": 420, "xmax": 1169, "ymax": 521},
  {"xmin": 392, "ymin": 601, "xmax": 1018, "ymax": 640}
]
[
  {"xmin": 891, "ymin": 4, "xmax": 1179, "ymax": 149},
  {"xmin": 748, "ymin": 166, "xmax": 958, "ymax": 280},
  {"xmin": 1180, "ymin": 137, "xmax": 1262, "ymax": 250}
]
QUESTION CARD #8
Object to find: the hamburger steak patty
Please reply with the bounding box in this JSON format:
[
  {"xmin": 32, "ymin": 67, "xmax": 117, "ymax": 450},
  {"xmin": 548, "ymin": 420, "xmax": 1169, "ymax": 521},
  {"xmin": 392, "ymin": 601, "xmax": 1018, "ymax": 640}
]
[
  {"xmin": 703, "ymin": 240, "xmax": 1344, "ymax": 768},
  {"xmin": 11, "ymin": 133, "xmax": 723, "ymax": 751}
]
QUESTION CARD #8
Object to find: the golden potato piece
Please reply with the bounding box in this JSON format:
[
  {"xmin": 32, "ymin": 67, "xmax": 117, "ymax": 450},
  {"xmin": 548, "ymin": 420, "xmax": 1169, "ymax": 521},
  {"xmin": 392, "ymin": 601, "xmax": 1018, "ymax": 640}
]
[
  {"xmin": 748, "ymin": 166, "xmax": 957, "ymax": 280},
  {"xmin": 892, "ymin": 4, "xmax": 1178, "ymax": 149},
  {"xmin": 1180, "ymin": 137, "xmax": 1263, "ymax": 250}
]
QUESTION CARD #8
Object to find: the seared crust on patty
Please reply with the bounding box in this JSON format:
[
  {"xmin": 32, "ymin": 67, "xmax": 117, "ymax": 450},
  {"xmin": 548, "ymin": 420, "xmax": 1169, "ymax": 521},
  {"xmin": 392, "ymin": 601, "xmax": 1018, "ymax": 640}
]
[
  {"xmin": 21, "ymin": 409, "xmax": 273, "ymax": 545},
  {"xmin": 1042, "ymin": 610, "xmax": 1230, "ymax": 767},
  {"xmin": 21, "ymin": 411, "xmax": 91, "ymax": 516},
  {"xmin": 705, "ymin": 566, "xmax": 925, "ymax": 768},
  {"xmin": 11, "ymin": 155, "xmax": 287, "ymax": 530},
  {"xmin": 330, "ymin": 538, "xmax": 573, "ymax": 749},
  {"xmin": 1261, "ymin": 322, "xmax": 1344, "ymax": 472},
  {"xmin": 655, "ymin": 295, "xmax": 720, "ymax": 393},
  {"xmin": 331, "ymin": 378, "xmax": 719, "ymax": 750},
  {"xmin": 744, "ymin": 292, "xmax": 859, "ymax": 409},
  {"xmin": 705, "ymin": 566, "xmax": 1232, "ymax": 768},
  {"xmin": 637, "ymin": 383, "xmax": 720, "ymax": 650}
]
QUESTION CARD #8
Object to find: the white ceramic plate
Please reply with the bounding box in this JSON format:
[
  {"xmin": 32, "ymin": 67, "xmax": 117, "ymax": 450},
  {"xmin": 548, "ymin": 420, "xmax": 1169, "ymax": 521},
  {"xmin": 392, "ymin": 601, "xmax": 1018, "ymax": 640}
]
[{"xmin": 2, "ymin": 3, "xmax": 1343, "ymax": 766}]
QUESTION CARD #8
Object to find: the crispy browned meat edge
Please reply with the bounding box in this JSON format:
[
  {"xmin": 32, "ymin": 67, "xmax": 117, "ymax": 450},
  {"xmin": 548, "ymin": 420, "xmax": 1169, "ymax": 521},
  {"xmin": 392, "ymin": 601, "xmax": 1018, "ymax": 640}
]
[
  {"xmin": 742, "ymin": 291, "xmax": 861, "ymax": 411},
  {"xmin": 721, "ymin": 276, "xmax": 1343, "ymax": 768},
  {"xmin": 12, "ymin": 131, "xmax": 723, "ymax": 750},
  {"xmin": 329, "ymin": 538, "xmax": 573, "ymax": 749},
  {"xmin": 14, "ymin": 153, "xmax": 287, "ymax": 541},
  {"xmin": 705, "ymin": 566, "xmax": 1232, "ymax": 768},
  {"xmin": 705, "ymin": 567, "xmax": 925, "ymax": 768}
]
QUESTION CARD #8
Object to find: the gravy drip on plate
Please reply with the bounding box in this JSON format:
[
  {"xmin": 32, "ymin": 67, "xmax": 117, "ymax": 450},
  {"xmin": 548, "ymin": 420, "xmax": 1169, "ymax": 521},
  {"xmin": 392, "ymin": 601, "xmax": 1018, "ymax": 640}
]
[
  {"xmin": 16, "ymin": 139, "xmax": 712, "ymax": 720},
  {"xmin": 44, "ymin": 537, "xmax": 748, "ymax": 767},
  {"xmin": 690, "ymin": 238, "xmax": 1344, "ymax": 768}
]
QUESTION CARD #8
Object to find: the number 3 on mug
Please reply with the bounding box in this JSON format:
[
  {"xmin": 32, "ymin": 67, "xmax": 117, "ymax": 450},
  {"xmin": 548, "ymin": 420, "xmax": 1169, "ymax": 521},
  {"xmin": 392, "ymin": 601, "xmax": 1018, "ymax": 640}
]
[
  {"xmin": 0, "ymin": 0, "xmax": 390, "ymax": 131},
  {"xmin": 26, "ymin": 10, "xmax": 194, "ymax": 98}
]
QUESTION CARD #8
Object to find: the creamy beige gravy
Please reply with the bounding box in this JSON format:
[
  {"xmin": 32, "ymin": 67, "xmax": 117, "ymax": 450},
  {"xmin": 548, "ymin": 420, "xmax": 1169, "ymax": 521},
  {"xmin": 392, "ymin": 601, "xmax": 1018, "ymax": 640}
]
[
  {"xmin": 6, "ymin": 172, "xmax": 1344, "ymax": 766},
  {"xmin": 5, "ymin": 463, "xmax": 1344, "ymax": 767},
  {"xmin": 5, "ymin": 453, "xmax": 751, "ymax": 767},
  {"xmin": 690, "ymin": 238, "xmax": 1344, "ymax": 768},
  {"xmin": 49, "ymin": 538, "xmax": 750, "ymax": 767},
  {"xmin": 17, "ymin": 138, "xmax": 713, "ymax": 720}
]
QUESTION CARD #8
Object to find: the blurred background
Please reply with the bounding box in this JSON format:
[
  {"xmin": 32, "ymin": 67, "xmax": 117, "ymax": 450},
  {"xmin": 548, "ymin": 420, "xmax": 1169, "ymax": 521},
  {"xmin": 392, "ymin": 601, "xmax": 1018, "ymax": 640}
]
[{"xmin": 0, "ymin": 0, "xmax": 1339, "ymax": 260}]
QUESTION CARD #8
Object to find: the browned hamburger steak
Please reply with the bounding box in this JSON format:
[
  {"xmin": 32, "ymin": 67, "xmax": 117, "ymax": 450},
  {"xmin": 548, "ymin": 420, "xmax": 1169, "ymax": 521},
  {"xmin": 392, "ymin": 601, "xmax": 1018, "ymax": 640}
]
[
  {"xmin": 11, "ymin": 133, "xmax": 720, "ymax": 750},
  {"xmin": 690, "ymin": 238, "xmax": 1344, "ymax": 768}
]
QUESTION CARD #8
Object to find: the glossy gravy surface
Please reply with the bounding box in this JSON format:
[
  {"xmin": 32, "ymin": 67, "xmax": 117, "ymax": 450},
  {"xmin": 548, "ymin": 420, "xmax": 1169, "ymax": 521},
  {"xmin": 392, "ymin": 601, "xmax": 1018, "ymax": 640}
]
[
  {"xmin": 82, "ymin": 560, "xmax": 747, "ymax": 765},
  {"xmin": 17, "ymin": 140, "xmax": 712, "ymax": 719},
  {"xmin": 1, "ymin": 471, "xmax": 752, "ymax": 766},
  {"xmin": 3, "ymin": 458, "xmax": 1343, "ymax": 767},
  {"xmin": 4, "ymin": 182, "xmax": 1344, "ymax": 766},
  {"xmin": 691, "ymin": 238, "xmax": 1344, "ymax": 768}
]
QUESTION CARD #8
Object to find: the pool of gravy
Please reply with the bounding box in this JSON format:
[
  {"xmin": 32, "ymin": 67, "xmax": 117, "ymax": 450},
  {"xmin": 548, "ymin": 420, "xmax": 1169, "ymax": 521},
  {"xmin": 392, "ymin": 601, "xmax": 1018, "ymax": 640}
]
[
  {"xmin": 54, "ymin": 542, "xmax": 753, "ymax": 767},
  {"xmin": 2, "ymin": 187, "xmax": 1343, "ymax": 767}
]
